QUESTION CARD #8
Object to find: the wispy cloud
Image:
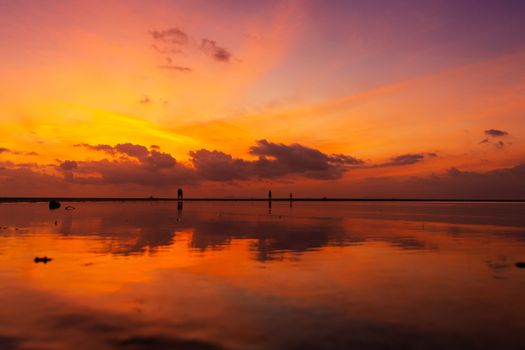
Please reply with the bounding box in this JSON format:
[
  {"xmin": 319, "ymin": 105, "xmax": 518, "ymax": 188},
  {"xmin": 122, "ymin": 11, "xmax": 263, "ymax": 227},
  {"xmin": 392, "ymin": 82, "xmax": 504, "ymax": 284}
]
[
  {"xmin": 150, "ymin": 27, "xmax": 189, "ymax": 45},
  {"xmin": 149, "ymin": 26, "xmax": 234, "ymax": 73},
  {"xmin": 0, "ymin": 147, "xmax": 39, "ymax": 156},
  {"xmin": 157, "ymin": 65, "xmax": 193, "ymax": 72},
  {"xmin": 484, "ymin": 129, "xmax": 509, "ymax": 137},
  {"xmin": 375, "ymin": 153, "xmax": 437, "ymax": 167},
  {"xmin": 480, "ymin": 128, "xmax": 510, "ymax": 149},
  {"xmin": 200, "ymin": 38, "xmax": 231, "ymax": 62}
]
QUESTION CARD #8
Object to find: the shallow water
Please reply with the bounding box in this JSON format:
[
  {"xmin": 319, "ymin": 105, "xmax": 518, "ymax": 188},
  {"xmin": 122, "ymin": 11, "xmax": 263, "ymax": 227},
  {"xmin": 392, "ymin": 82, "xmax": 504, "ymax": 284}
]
[{"xmin": 1, "ymin": 201, "xmax": 525, "ymax": 349}]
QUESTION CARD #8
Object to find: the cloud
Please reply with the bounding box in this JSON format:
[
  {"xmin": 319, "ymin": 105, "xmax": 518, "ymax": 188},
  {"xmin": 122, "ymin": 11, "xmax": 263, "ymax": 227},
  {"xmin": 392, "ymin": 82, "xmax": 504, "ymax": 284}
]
[
  {"xmin": 480, "ymin": 129, "xmax": 510, "ymax": 149},
  {"xmin": 484, "ymin": 129, "xmax": 509, "ymax": 137},
  {"xmin": 189, "ymin": 149, "xmax": 252, "ymax": 181},
  {"xmin": 139, "ymin": 96, "xmax": 151, "ymax": 104},
  {"xmin": 114, "ymin": 143, "xmax": 150, "ymax": 159},
  {"xmin": 150, "ymin": 27, "xmax": 189, "ymax": 45},
  {"xmin": 143, "ymin": 150, "xmax": 176, "ymax": 170},
  {"xmin": 191, "ymin": 139, "xmax": 364, "ymax": 181},
  {"xmin": 71, "ymin": 143, "xmax": 193, "ymax": 186},
  {"xmin": 377, "ymin": 153, "xmax": 437, "ymax": 167},
  {"xmin": 157, "ymin": 65, "xmax": 193, "ymax": 72},
  {"xmin": 494, "ymin": 141, "xmax": 506, "ymax": 149},
  {"xmin": 149, "ymin": 27, "xmax": 234, "ymax": 73},
  {"xmin": 71, "ymin": 159, "xmax": 195, "ymax": 187},
  {"xmin": 0, "ymin": 147, "xmax": 39, "ymax": 156},
  {"xmin": 248, "ymin": 139, "xmax": 358, "ymax": 179},
  {"xmin": 329, "ymin": 154, "xmax": 366, "ymax": 165},
  {"xmin": 2, "ymin": 154, "xmax": 525, "ymax": 199},
  {"xmin": 76, "ymin": 143, "xmax": 154, "ymax": 159},
  {"xmin": 59, "ymin": 160, "xmax": 78, "ymax": 171},
  {"xmin": 75, "ymin": 143, "xmax": 116, "ymax": 154},
  {"xmin": 200, "ymin": 38, "xmax": 232, "ymax": 62},
  {"xmin": 357, "ymin": 164, "xmax": 525, "ymax": 200}
]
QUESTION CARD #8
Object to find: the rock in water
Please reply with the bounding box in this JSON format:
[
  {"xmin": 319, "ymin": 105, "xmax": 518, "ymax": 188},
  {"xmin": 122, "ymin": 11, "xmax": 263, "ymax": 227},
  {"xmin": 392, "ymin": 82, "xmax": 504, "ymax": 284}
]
[
  {"xmin": 515, "ymin": 262, "xmax": 525, "ymax": 269},
  {"xmin": 48, "ymin": 200, "xmax": 61, "ymax": 210},
  {"xmin": 34, "ymin": 256, "xmax": 52, "ymax": 264}
]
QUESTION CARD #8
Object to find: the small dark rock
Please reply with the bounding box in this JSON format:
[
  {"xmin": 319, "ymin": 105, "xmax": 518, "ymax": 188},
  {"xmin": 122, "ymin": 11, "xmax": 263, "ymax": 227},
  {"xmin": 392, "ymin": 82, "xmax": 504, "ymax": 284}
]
[
  {"xmin": 34, "ymin": 256, "xmax": 52, "ymax": 264},
  {"xmin": 49, "ymin": 200, "xmax": 61, "ymax": 210},
  {"xmin": 515, "ymin": 262, "xmax": 525, "ymax": 269}
]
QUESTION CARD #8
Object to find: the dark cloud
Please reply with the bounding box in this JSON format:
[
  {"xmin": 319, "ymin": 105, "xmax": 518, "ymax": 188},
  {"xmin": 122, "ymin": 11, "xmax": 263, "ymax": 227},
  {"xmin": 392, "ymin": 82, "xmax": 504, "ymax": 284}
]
[
  {"xmin": 71, "ymin": 143, "xmax": 193, "ymax": 186},
  {"xmin": 139, "ymin": 96, "xmax": 151, "ymax": 104},
  {"xmin": 69, "ymin": 159, "xmax": 195, "ymax": 187},
  {"xmin": 150, "ymin": 27, "xmax": 189, "ymax": 45},
  {"xmin": 77, "ymin": 143, "xmax": 151, "ymax": 159},
  {"xmin": 190, "ymin": 149, "xmax": 252, "ymax": 181},
  {"xmin": 249, "ymin": 139, "xmax": 354, "ymax": 179},
  {"xmin": 200, "ymin": 38, "xmax": 231, "ymax": 62},
  {"xmin": 114, "ymin": 143, "xmax": 149, "ymax": 159},
  {"xmin": 356, "ymin": 163, "xmax": 525, "ymax": 199},
  {"xmin": 191, "ymin": 140, "xmax": 363, "ymax": 181},
  {"xmin": 76, "ymin": 140, "xmax": 363, "ymax": 183},
  {"xmin": 59, "ymin": 160, "xmax": 78, "ymax": 171},
  {"xmin": 75, "ymin": 143, "xmax": 116, "ymax": 154},
  {"xmin": 377, "ymin": 153, "xmax": 437, "ymax": 167},
  {"xmin": 0, "ymin": 147, "xmax": 11, "ymax": 154},
  {"xmin": 329, "ymin": 154, "xmax": 365, "ymax": 165},
  {"xmin": 485, "ymin": 129, "xmax": 509, "ymax": 137},
  {"xmin": 143, "ymin": 150, "xmax": 176, "ymax": 170},
  {"xmin": 480, "ymin": 129, "xmax": 510, "ymax": 149}
]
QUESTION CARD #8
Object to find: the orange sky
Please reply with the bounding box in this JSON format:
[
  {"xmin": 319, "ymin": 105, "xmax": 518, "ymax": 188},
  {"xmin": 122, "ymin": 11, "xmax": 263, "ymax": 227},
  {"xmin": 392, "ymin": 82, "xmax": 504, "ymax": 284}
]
[{"xmin": 1, "ymin": 0, "xmax": 524, "ymax": 198}]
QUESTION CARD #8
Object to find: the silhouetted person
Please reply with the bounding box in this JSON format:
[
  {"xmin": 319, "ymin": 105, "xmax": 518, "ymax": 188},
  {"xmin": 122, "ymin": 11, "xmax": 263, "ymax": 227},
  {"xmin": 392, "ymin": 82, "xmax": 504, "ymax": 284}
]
[
  {"xmin": 268, "ymin": 190, "xmax": 272, "ymax": 201},
  {"xmin": 289, "ymin": 193, "xmax": 293, "ymax": 207},
  {"xmin": 177, "ymin": 188, "xmax": 183, "ymax": 200}
]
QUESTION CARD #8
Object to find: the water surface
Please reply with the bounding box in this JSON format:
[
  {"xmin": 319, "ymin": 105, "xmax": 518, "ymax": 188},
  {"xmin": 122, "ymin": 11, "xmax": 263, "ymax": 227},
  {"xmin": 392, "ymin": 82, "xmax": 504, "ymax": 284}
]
[{"xmin": 1, "ymin": 201, "xmax": 525, "ymax": 349}]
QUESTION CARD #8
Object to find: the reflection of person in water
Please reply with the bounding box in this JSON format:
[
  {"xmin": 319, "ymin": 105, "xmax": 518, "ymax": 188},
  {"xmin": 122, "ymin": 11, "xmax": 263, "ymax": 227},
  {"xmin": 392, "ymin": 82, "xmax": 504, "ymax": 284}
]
[
  {"xmin": 177, "ymin": 200, "xmax": 183, "ymax": 220},
  {"xmin": 177, "ymin": 188, "xmax": 183, "ymax": 200}
]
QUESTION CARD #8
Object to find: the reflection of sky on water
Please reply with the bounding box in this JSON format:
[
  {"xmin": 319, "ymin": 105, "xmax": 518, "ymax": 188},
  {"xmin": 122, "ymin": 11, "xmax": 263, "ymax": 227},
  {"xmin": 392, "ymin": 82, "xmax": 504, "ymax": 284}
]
[{"xmin": 1, "ymin": 201, "xmax": 525, "ymax": 349}]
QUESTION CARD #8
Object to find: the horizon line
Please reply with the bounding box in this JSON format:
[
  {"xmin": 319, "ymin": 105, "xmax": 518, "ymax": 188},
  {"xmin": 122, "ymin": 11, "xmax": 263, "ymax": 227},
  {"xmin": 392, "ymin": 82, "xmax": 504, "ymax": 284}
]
[{"xmin": 0, "ymin": 197, "xmax": 524, "ymax": 203}]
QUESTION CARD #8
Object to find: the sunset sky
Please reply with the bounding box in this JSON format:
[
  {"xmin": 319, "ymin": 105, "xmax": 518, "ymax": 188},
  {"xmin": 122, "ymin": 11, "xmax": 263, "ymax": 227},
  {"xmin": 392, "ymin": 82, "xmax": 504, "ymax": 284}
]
[{"xmin": 1, "ymin": 0, "xmax": 524, "ymax": 198}]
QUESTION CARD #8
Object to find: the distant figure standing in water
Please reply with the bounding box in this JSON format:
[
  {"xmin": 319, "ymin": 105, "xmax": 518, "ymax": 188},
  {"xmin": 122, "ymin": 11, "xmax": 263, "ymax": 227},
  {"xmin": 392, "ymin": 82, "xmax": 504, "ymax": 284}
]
[
  {"xmin": 268, "ymin": 190, "xmax": 272, "ymax": 214},
  {"xmin": 289, "ymin": 193, "xmax": 293, "ymax": 201},
  {"xmin": 177, "ymin": 188, "xmax": 183, "ymax": 200}
]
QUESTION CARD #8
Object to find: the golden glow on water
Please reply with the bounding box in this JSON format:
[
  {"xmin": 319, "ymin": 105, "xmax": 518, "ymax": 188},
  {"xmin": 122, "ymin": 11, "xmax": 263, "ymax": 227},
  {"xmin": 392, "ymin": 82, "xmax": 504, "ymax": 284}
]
[{"xmin": 1, "ymin": 201, "xmax": 525, "ymax": 349}]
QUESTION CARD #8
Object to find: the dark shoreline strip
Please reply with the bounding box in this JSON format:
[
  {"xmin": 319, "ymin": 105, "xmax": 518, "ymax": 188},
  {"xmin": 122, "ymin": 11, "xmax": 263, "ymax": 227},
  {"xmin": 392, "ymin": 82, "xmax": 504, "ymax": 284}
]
[{"xmin": 0, "ymin": 197, "xmax": 524, "ymax": 203}]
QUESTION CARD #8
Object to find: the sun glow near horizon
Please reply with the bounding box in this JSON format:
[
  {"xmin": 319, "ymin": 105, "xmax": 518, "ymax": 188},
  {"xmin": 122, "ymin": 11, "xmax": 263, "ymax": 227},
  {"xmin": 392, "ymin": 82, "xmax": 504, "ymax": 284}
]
[{"xmin": 1, "ymin": 0, "xmax": 525, "ymax": 198}]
